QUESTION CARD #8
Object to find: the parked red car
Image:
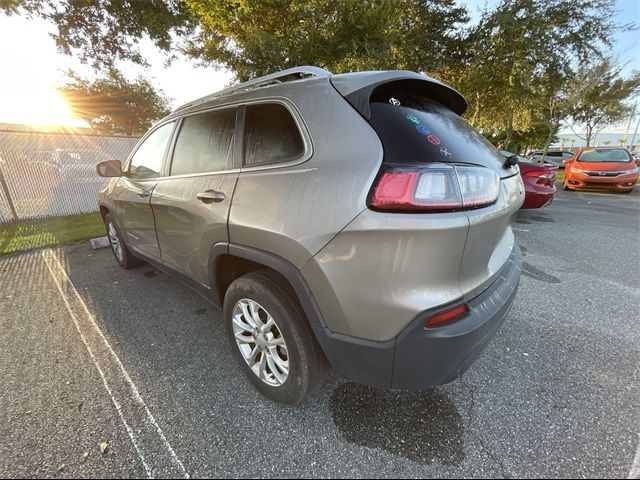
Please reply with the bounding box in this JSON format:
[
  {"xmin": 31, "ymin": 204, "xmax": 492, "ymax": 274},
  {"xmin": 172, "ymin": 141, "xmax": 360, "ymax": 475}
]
[
  {"xmin": 502, "ymin": 150, "xmax": 558, "ymax": 209},
  {"xmin": 563, "ymin": 147, "xmax": 638, "ymax": 193}
]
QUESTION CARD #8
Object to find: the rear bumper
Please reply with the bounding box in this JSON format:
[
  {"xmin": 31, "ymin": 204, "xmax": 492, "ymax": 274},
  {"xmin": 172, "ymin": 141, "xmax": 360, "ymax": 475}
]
[
  {"xmin": 522, "ymin": 189, "xmax": 555, "ymax": 209},
  {"xmin": 315, "ymin": 244, "xmax": 522, "ymax": 390}
]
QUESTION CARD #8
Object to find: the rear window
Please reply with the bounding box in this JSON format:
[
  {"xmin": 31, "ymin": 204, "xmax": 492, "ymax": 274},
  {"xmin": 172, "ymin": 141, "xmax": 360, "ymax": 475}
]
[
  {"xmin": 577, "ymin": 148, "xmax": 632, "ymax": 163},
  {"xmin": 243, "ymin": 103, "xmax": 304, "ymax": 167},
  {"xmin": 368, "ymin": 90, "xmax": 514, "ymax": 178}
]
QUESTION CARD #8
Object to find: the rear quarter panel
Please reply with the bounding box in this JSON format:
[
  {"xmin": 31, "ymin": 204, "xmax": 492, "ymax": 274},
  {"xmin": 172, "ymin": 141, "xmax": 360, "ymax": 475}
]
[{"xmin": 228, "ymin": 78, "xmax": 383, "ymax": 268}]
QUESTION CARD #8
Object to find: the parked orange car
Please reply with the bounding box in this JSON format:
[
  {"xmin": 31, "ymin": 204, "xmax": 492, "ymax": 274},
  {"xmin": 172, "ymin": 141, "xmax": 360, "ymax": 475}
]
[{"xmin": 563, "ymin": 147, "xmax": 639, "ymax": 193}]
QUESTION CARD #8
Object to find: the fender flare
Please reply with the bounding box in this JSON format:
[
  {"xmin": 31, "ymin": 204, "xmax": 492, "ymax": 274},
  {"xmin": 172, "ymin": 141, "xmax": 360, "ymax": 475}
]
[{"xmin": 208, "ymin": 243, "xmax": 328, "ymax": 330}]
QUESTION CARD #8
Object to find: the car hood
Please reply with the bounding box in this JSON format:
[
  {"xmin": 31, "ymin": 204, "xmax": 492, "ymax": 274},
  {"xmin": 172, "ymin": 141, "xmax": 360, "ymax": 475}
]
[{"xmin": 575, "ymin": 161, "xmax": 636, "ymax": 171}]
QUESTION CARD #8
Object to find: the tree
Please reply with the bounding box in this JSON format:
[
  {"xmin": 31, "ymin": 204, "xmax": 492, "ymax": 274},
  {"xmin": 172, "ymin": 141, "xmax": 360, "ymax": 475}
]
[
  {"xmin": 1, "ymin": 0, "xmax": 195, "ymax": 70},
  {"xmin": 565, "ymin": 59, "xmax": 640, "ymax": 146},
  {"xmin": 184, "ymin": 0, "xmax": 469, "ymax": 80},
  {"xmin": 2, "ymin": 0, "xmax": 469, "ymax": 80},
  {"xmin": 58, "ymin": 69, "xmax": 172, "ymax": 136},
  {"xmin": 438, "ymin": 0, "xmax": 622, "ymax": 150}
]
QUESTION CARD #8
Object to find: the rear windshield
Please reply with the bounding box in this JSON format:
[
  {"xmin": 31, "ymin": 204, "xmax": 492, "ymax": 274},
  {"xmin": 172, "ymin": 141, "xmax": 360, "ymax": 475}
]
[
  {"xmin": 577, "ymin": 148, "xmax": 632, "ymax": 162},
  {"xmin": 368, "ymin": 91, "xmax": 514, "ymax": 178}
]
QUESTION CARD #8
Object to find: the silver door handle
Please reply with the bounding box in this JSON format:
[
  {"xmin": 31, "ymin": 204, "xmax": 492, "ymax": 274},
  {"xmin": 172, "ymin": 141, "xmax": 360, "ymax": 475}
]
[
  {"xmin": 136, "ymin": 189, "xmax": 152, "ymax": 198},
  {"xmin": 197, "ymin": 190, "xmax": 226, "ymax": 204}
]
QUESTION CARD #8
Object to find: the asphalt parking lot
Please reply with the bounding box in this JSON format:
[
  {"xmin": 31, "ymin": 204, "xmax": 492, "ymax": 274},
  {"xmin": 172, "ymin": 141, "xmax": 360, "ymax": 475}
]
[{"xmin": 1, "ymin": 187, "xmax": 639, "ymax": 479}]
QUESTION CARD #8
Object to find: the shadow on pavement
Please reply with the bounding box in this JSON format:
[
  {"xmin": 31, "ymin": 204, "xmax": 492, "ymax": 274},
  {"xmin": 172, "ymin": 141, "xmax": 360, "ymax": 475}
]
[{"xmin": 329, "ymin": 383, "xmax": 465, "ymax": 466}]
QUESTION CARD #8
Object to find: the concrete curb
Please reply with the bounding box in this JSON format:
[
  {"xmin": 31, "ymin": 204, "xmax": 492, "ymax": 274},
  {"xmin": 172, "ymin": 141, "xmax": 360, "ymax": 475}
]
[{"xmin": 90, "ymin": 236, "xmax": 110, "ymax": 250}]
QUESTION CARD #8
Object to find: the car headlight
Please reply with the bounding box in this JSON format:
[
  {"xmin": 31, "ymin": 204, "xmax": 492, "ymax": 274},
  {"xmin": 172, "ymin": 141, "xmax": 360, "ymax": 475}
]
[{"xmin": 620, "ymin": 167, "xmax": 639, "ymax": 175}]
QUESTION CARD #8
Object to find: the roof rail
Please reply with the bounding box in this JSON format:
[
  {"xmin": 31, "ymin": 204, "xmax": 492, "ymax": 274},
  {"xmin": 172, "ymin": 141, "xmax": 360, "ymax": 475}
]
[{"xmin": 174, "ymin": 66, "xmax": 332, "ymax": 112}]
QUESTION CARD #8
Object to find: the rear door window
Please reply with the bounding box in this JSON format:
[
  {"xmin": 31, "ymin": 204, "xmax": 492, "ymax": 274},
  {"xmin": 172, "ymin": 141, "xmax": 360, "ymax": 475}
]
[
  {"xmin": 369, "ymin": 90, "xmax": 514, "ymax": 178},
  {"xmin": 171, "ymin": 108, "xmax": 236, "ymax": 175},
  {"xmin": 243, "ymin": 103, "xmax": 304, "ymax": 167}
]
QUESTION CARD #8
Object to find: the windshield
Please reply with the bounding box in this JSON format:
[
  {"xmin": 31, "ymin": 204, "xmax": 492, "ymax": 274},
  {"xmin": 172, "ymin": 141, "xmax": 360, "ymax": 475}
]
[{"xmin": 577, "ymin": 148, "xmax": 632, "ymax": 163}]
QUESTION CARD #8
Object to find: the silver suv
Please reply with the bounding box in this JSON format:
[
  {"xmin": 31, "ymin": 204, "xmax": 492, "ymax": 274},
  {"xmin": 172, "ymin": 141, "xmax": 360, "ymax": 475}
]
[{"xmin": 97, "ymin": 66, "xmax": 524, "ymax": 404}]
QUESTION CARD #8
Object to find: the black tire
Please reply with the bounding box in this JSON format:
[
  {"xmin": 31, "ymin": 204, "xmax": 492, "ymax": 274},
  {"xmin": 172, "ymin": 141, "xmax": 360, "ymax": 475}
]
[
  {"xmin": 223, "ymin": 270, "xmax": 327, "ymax": 405},
  {"xmin": 104, "ymin": 213, "xmax": 141, "ymax": 269}
]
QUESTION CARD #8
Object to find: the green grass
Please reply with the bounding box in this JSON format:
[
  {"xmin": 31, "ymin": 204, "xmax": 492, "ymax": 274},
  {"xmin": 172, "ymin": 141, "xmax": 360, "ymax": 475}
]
[{"xmin": 0, "ymin": 213, "xmax": 105, "ymax": 256}]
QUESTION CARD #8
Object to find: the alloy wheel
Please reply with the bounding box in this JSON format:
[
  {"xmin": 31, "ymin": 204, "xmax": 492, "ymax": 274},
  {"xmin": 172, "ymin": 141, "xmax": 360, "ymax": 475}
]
[
  {"xmin": 232, "ymin": 299, "xmax": 290, "ymax": 387},
  {"xmin": 107, "ymin": 221, "xmax": 124, "ymax": 262}
]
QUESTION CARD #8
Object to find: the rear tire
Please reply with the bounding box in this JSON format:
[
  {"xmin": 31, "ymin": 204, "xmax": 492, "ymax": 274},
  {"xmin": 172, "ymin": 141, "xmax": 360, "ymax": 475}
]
[
  {"xmin": 223, "ymin": 270, "xmax": 327, "ymax": 405},
  {"xmin": 104, "ymin": 213, "xmax": 141, "ymax": 269}
]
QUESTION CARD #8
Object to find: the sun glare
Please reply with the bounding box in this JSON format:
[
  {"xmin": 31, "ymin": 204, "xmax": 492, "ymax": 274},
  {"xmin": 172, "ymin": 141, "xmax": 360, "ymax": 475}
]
[{"xmin": 0, "ymin": 84, "xmax": 88, "ymax": 128}]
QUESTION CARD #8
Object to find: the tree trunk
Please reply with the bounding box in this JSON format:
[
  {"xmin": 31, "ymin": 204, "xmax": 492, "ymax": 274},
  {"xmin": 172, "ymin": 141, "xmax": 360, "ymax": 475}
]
[
  {"xmin": 541, "ymin": 121, "xmax": 556, "ymax": 162},
  {"xmin": 505, "ymin": 115, "xmax": 514, "ymax": 149}
]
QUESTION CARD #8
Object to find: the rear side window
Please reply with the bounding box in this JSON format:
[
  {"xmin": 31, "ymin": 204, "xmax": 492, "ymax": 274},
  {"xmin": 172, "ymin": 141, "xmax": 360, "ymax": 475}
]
[
  {"xmin": 243, "ymin": 103, "xmax": 304, "ymax": 167},
  {"xmin": 368, "ymin": 89, "xmax": 513, "ymax": 178},
  {"xmin": 171, "ymin": 109, "xmax": 236, "ymax": 175}
]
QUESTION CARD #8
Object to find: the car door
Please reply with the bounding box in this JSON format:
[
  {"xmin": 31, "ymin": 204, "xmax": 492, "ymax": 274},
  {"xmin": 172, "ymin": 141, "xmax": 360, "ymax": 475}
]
[
  {"xmin": 111, "ymin": 121, "xmax": 176, "ymax": 260},
  {"xmin": 150, "ymin": 108, "xmax": 239, "ymax": 287}
]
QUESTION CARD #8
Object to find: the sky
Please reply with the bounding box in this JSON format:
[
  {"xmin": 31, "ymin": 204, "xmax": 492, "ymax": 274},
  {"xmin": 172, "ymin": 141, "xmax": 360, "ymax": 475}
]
[{"xmin": 0, "ymin": 0, "xmax": 638, "ymax": 131}]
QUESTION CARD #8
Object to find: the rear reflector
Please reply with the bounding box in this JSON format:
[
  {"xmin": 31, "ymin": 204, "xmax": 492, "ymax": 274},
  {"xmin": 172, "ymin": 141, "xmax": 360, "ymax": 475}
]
[
  {"xmin": 425, "ymin": 304, "xmax": 468, "ymax": 327},
  {"xmin": 370, "ymin": 163, "xmax": 499, "ymax": 212}
]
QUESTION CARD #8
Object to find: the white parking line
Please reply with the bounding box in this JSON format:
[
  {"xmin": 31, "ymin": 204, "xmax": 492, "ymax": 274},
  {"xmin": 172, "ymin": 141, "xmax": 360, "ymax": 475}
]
[
  {"xmin": 629, "ymin": 437, "xmax": 640, "ymax": 479},
  {"xmin": 41, "ymin": 249, "xmax": 190, "ymax": 479}
]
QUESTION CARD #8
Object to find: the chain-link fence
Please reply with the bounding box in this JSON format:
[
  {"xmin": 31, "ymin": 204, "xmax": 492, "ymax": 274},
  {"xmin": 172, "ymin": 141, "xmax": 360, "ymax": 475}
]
[{"xmin": 0, "ymin": 130, "xmax": 140, "ymax": 223}]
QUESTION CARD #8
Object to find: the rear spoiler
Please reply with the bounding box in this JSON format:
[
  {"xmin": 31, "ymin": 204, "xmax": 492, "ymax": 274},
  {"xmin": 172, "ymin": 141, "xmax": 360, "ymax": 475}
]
[{"xmin": 330, "ymin": 71, "xmax": 467, "ymax": 120}]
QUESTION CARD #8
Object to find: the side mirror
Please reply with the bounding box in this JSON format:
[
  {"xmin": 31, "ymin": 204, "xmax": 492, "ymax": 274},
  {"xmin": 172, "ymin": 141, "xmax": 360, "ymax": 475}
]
[{"xmin": 96, "ymin": 160, "xmax": 123, "ymax": 177}]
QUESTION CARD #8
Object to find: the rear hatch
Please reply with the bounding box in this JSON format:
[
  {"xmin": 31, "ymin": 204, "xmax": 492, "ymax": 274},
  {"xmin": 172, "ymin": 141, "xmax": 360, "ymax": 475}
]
[{"xmin": 334, "ymin": 74, "xmax": 524, "ymax": 298}]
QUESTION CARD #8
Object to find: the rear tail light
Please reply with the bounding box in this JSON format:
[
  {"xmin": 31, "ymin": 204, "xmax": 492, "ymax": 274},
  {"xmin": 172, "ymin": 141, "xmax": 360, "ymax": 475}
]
[
  {"xmin": 425, "ymin": 304, "xmax": 468, "ymax": 327},
  {"xmin": 370, "ymin": 164, "xmax": 500, "ymax": 212},
  {"xmin": 523, "ymin": 170, "xmax": 551, "ymax": 177},
  {"xmin": 523, "ymin": 170, "xmax": 556, "ymax": 186}
]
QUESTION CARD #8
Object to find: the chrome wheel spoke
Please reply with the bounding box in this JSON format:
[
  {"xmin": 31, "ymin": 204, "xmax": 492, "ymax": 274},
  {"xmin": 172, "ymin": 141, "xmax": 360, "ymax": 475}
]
[
  {"xmin": 270, "ymin": 352, "xmax": 289, "ymax": 376},
  {"xmin": 249, "ymin": 301, "xmax": 264, "ymax": 329},
  {"xmin": 234, "ymin": 332, "xmax": 255, "ymax": 344},
  {"xmin": 239, "ymin": 301, "xmax": 257, "ymax": 329},
  {"xmin": 267, "ymin": 336, "xmax": 285, "ymax": 348},
  {"xmin": 266, "ymin": 354, "xmax": 285, "ymax": 385},
  {"xmin": 247, "ymin": 346, "xmax": 260, "ymax": 364},
  {"xmin": 232, "ymin": 314, "xmax": 254, "ymax": 333},
  {"xmin": 257, "ymin": 354, "xmax": 267, "ymax": 381},
  {"xmin": 107, "ymin": 222, "xmax": 123, "ymax": 261},
  {"xmin": 263, "ymin": 317, "xmax": 275, "ymax": 332}
]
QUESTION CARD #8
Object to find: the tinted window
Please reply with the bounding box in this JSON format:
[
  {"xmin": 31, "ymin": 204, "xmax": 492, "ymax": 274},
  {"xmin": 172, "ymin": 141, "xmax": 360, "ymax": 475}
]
[
  {"xmin": 244, "ymin": 104, "xmax": 304, "ymax": 167},
  {"xmin": 368, "ymin": 91, "xmax": 515, "ymax": 178},
  {"xmin": 171, "ymin": 109, "xmax": 236, "ymax": 175},
  {"xmin": 129, "ymin": 122, "xmax": 175, "ymax": 179}
]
